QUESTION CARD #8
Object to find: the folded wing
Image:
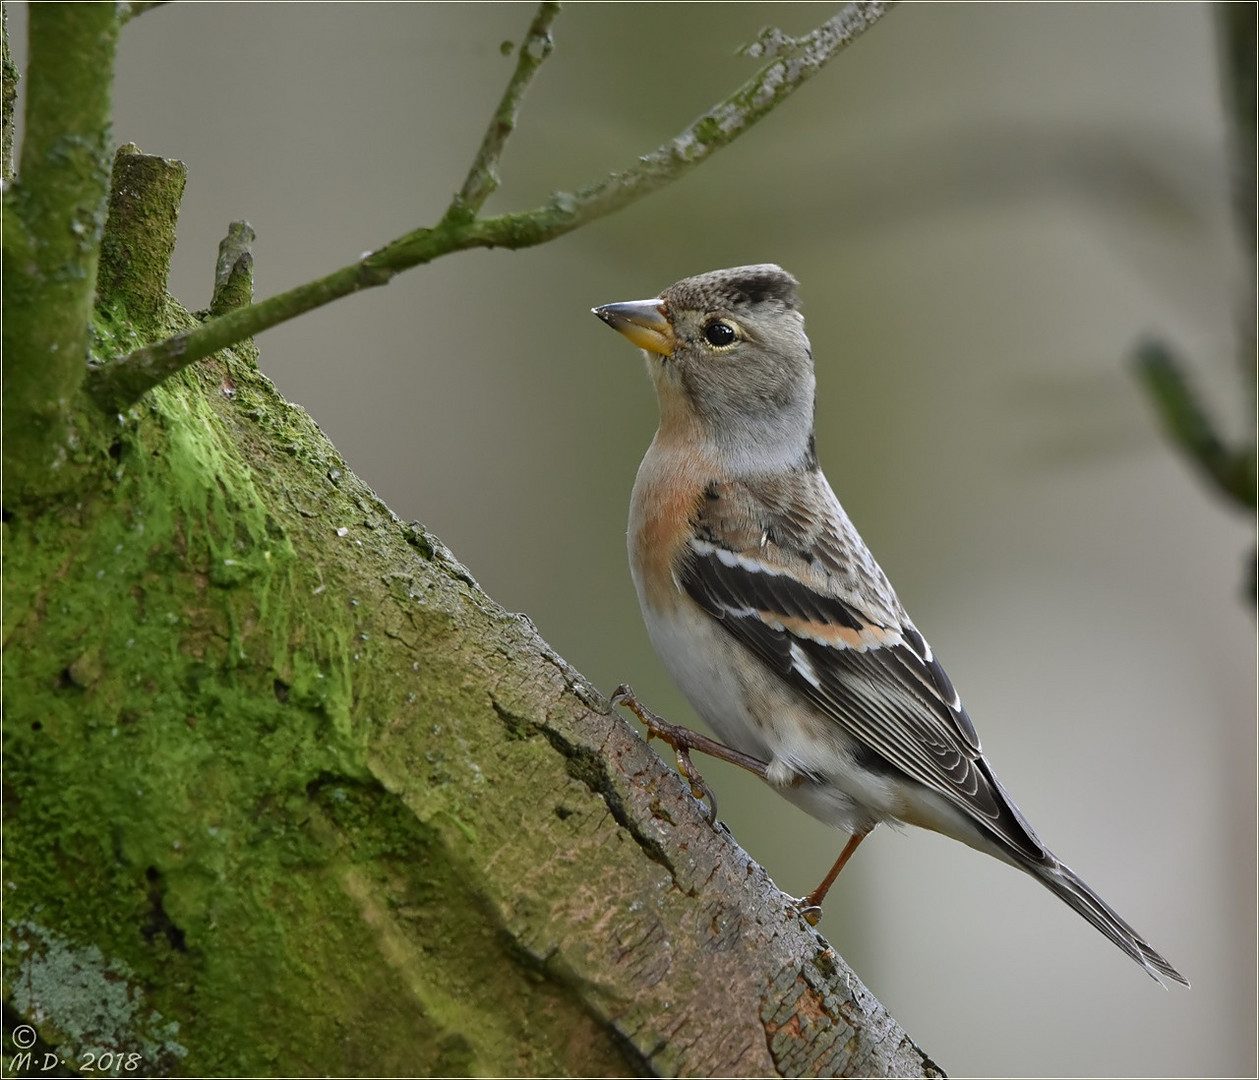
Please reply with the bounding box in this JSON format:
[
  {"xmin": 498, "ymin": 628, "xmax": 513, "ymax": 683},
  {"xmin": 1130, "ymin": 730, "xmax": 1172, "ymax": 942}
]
[{"xmin": 684, "ymin": 481, "xmax": 1048, "ymax": 865}]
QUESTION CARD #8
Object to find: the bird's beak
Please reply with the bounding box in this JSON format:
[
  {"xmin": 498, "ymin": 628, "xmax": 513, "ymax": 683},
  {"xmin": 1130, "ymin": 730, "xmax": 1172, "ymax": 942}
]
[{"xmin": 591, "ymin": 298, "xmax": 675, "ymax": 356}]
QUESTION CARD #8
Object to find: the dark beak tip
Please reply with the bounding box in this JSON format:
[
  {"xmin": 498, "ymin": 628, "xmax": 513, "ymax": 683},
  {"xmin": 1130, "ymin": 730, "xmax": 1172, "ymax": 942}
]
[{"xmin": 592, "ymin": 304, "xmax": 627, "ymax": 331}]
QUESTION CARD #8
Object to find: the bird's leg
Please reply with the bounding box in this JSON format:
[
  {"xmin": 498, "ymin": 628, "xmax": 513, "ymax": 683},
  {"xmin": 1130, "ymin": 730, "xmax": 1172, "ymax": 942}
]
[
  {"xmin": 610, "ymin": 683, "xmax": 770, "ymax": 824},
  {"xmin": 795, "ymin": 827, "xmax": 871, "ymax": 926},
  {"xmin": 611, "ymin": 684, "xmax": 869, "ymax": 928}
]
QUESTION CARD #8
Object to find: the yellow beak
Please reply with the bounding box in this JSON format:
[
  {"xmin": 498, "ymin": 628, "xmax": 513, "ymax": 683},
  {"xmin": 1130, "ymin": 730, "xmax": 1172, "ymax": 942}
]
[{"xmin": 591, "ymin": 298, "xmax": 675, "ymax": 356}]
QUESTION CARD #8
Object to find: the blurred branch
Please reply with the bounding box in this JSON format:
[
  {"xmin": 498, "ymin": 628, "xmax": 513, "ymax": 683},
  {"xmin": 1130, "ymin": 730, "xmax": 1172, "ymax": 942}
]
[
  {"xmin": 1134, "ymin": 341, "xmax": 1255, "ymax": 512},
  {"xmin": 1131, "ymin": 6, "xmax": 1256, "ymax": 606},
  {"xmin": 89, "ymin": 1, "xmax": 893, "ymax": 411},
  {"xmin": 1217, "ymin": 2, "xmax": 1257, "ymax": 403}
]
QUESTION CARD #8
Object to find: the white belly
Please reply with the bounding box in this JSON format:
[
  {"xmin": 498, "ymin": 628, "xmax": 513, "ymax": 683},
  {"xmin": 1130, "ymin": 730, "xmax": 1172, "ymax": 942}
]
[
  {"xmin": 641, "ymin": 596, "xmax": 772, "ymax": 759},
  {"xmin": 635, "ymin": 588, "xmax": 895, "ymax": 836}
]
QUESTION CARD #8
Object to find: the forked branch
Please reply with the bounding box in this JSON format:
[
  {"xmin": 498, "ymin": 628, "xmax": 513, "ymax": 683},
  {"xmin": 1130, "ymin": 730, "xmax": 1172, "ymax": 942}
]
[{"xmin": 88, "ymin": 2, "xmax": 893, "ymax": 411}]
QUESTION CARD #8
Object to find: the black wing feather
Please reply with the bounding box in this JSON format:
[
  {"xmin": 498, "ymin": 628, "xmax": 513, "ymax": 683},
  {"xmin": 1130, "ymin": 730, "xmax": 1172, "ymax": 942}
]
[{"xmin": 681, "ymin": 544, "xmax": 1047, "ymax": 863}]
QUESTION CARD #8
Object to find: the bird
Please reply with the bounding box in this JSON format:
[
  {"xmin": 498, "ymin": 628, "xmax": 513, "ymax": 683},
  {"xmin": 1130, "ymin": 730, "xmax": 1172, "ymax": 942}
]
[{"xmin": 591, "ymin": 263, "xmax": 1187, "ymax": 987}]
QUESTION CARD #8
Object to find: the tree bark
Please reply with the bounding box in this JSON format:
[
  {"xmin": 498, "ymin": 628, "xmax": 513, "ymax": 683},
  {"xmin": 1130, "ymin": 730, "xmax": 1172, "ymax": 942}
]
[
  {"xmin": 2, "ymin": 4, "xmax": 941, "ymax": 1073},
  {"xmin": 1, "ymin": 143, "xmax": 943, "ymax": 1080}
]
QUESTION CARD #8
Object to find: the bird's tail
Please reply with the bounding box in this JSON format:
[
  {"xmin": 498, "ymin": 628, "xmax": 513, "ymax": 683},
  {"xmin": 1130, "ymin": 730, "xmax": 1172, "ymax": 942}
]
[{"xmin": 1026, "ymin": 852, "xmax": 1189, "ymax": 987}]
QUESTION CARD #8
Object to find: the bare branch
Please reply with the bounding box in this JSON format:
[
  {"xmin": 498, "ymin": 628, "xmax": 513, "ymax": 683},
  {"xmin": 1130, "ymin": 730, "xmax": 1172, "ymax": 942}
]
[
  {"xmin": 449, "ymin": 1, "xmax": 562, "ymax": 220},
  {"xmin": 89, "ymin": 1, "xmax": 892, "ymax": 412}
]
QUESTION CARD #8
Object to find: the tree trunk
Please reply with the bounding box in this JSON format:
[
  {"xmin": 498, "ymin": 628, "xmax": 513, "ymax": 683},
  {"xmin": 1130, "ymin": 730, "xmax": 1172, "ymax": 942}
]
[{"xmin": 2, "ymin": 143, "xmax": 942, "ymax": 1077}]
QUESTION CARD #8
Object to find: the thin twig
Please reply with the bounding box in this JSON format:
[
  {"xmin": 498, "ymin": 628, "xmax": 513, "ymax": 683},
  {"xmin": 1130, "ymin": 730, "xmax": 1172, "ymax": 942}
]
[
  {"xmin": 89, "ymin": 2, "xmax": 892, "ymax": 411},
  {"xmin": 450, "ymin": 1, "xmax": 561, "ymax": 220}
]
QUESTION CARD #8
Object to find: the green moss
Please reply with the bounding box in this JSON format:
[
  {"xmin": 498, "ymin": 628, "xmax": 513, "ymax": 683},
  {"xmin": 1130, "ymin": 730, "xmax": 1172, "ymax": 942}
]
[
  {"xmin": 3, "ymin": 339, "xmax": 374, "ymax": 1069},
  {"xmin": 2, "ymin": 289, "xmax": 645, "ymax": 1073},
  {"xmin": 2, "ymin": 4, "xmax": 119, "ymax": 503},
  {"xmin": 96, "ymin": 146, "xmax": 186, "ymax": 326},
  {"xmin": 4, "ymin": 127, "xmax": 644, "ymax": 1065},
  {"xmin": 693, "ymin": 115, "xmax": 723, "ymax": 144}
]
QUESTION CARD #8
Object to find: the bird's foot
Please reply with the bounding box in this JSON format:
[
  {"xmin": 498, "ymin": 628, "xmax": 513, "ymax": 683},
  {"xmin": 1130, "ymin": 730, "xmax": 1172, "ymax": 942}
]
[
  {"xmin": 786, "ymin": 829, "xmax": 872, "ymax": 928},
  {"xmin": 610, "ymin": 683, "xmax": 722, "ymax": 824},
  {"xmin": 788, "ymin": 897, "xmax": 825, "ymax": 927}
]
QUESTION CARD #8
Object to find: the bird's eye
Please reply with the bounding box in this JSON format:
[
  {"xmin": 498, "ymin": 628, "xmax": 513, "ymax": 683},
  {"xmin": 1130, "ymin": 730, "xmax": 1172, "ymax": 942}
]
[{"xmin": 703, "ymin": 320, "xmax": 737, "ymax": 347}]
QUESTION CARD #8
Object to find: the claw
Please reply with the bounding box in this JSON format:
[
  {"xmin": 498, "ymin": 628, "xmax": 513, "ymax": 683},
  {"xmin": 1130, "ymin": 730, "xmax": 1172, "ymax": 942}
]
[
  {"xmin": 792, "ymin": 900, "xmax": 824, "ymax": 927},
  {"xmin": 672, "ymin": 744, "xmax": 719, "ymax": 824},
  {"xmin": 610, "ymin": 683, "xmax": 721, "ymax": 824}
]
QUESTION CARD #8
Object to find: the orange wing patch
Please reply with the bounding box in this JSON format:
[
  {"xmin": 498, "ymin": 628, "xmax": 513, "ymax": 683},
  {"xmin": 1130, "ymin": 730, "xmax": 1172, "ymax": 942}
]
[{"xmin": 768, "ymin": 613, "xmax": 900, "ymax": 652}]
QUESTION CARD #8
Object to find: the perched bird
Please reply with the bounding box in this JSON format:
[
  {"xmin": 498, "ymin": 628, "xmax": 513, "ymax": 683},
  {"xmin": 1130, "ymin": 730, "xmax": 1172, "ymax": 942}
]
[{"xmin": 592, "ymin": 263, "xmax": 1187, "ymax": 986}]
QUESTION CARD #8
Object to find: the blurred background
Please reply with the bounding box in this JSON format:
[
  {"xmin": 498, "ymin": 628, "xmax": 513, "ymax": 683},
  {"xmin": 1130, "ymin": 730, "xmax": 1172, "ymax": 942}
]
[{"xmin": 9, "ymin": 3, "xmax": 1255, "ymax": 1075}]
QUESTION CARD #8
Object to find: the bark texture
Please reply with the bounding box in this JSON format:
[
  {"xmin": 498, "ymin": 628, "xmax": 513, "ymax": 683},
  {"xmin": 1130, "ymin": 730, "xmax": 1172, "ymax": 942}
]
[{"xmin": 2, "ymin": 111, "xmax": 942, "ymax": 1080}]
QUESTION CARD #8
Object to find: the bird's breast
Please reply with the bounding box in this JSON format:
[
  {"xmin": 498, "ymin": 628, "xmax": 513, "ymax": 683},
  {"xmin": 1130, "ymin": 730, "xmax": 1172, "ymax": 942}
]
[{"xmin": 627, "ymin": 445, "xmax": 709, "ymax": 615}]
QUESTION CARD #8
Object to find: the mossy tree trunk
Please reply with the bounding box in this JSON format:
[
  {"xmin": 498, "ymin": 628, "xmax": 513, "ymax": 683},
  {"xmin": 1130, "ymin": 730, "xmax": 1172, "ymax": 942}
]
[{"xmin": 1, "ymin": 6, "xmax": 940, "ymax": 1076}]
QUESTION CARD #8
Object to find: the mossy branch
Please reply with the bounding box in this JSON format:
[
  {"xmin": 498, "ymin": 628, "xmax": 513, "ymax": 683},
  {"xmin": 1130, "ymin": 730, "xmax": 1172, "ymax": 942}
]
[
  {"xmin": 88, "ymin": 1, "xmax": 892, "ymax": 412},
  {"xmin": 96, "ymin": 144, "xmax": 187, "ymax": 326},
  {"xmin": 2, "ymin": 3, "xmax": 118, "ymax": 499}
]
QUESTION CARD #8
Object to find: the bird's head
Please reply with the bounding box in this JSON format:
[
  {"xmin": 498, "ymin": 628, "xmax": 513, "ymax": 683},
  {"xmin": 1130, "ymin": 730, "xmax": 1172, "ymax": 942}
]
[{"xmin": 593, "ymin": 264, "xmax": 816, "ymax": 473}]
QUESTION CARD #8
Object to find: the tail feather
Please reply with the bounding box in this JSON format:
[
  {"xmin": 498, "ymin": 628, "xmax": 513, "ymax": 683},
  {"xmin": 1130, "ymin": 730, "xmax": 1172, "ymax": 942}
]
[{"xmin": 1029, "ymin": 853, "xmax": 1189, "ymax": 987}]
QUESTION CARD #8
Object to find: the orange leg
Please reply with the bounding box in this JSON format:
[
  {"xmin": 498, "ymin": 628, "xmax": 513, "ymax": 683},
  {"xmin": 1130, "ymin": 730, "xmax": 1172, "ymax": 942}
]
[
  {"xmin": 797, "ymin": 827, "xmax": 871, "ymax": 926},
  {"xmin": 611, "ymin": 683, "xmax": 871, "ymax": 928}
]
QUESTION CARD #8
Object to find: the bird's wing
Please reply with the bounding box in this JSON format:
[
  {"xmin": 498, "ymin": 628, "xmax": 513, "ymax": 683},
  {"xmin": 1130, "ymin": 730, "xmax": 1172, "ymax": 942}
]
[{"xmin": 683, "ymin": 471, "xmax": 1048, "ymax": 864}]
